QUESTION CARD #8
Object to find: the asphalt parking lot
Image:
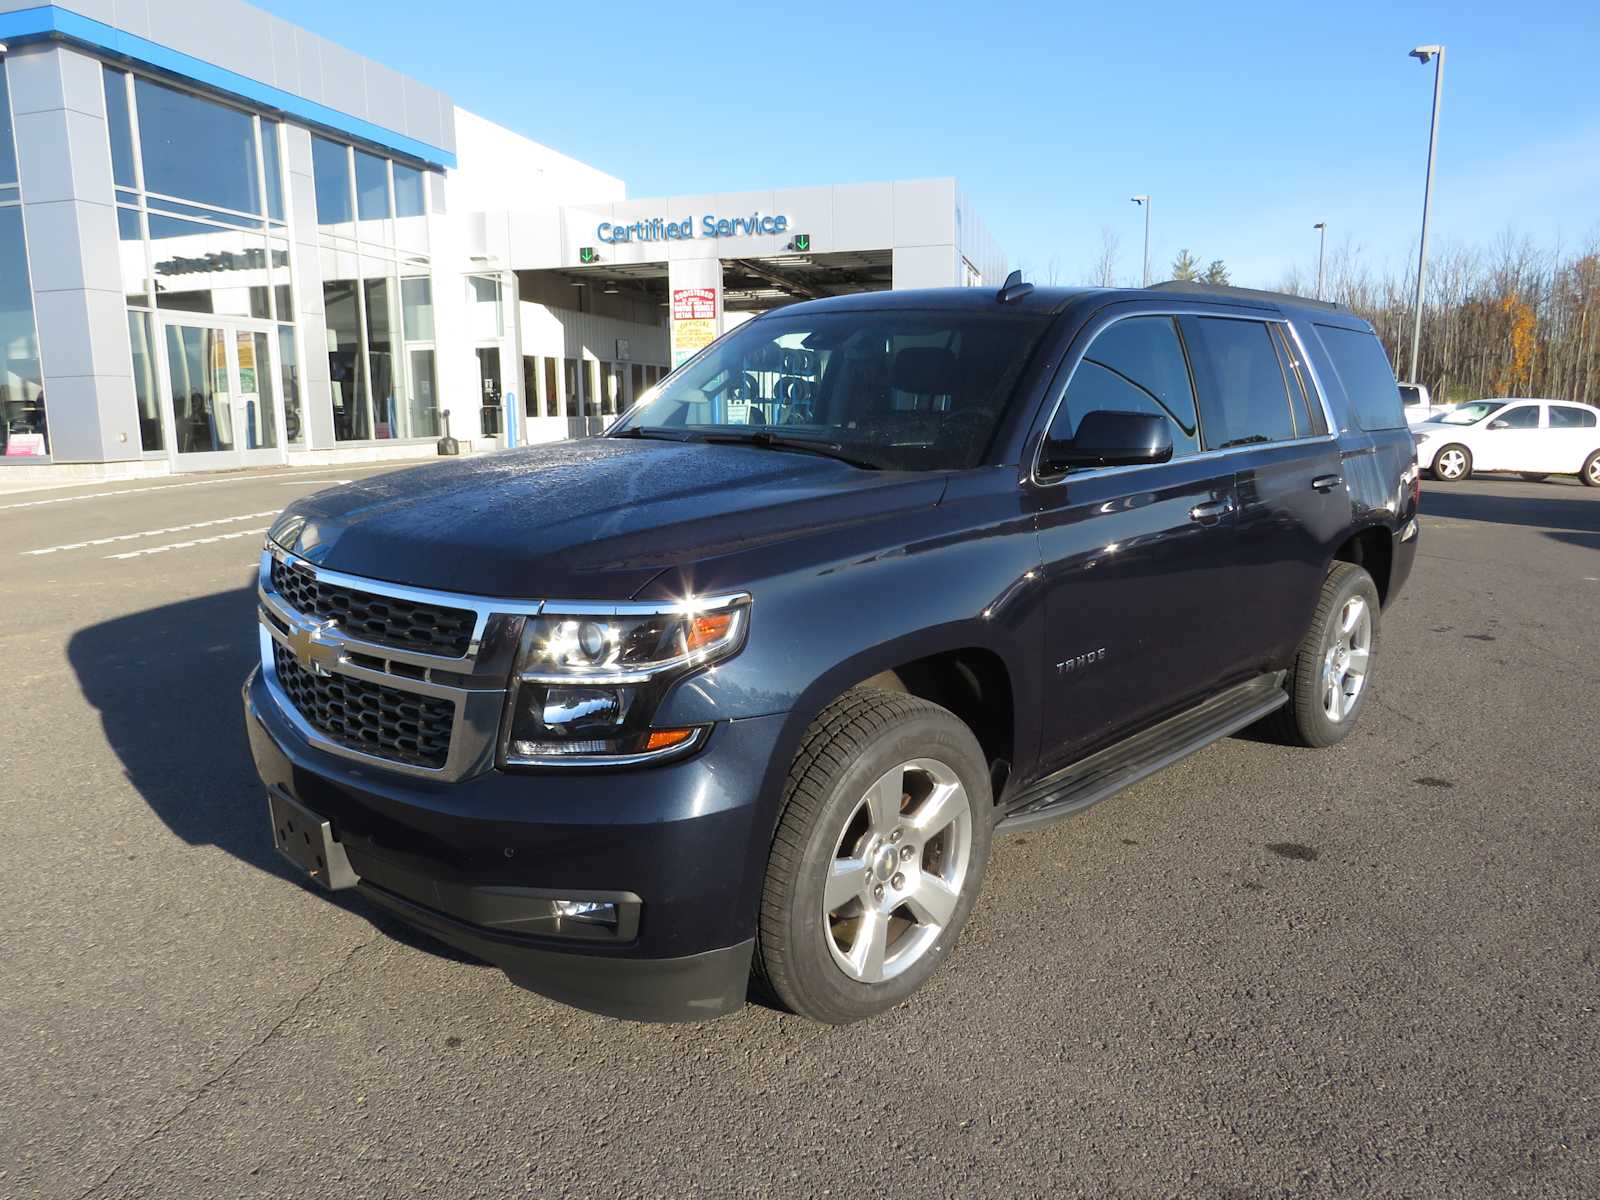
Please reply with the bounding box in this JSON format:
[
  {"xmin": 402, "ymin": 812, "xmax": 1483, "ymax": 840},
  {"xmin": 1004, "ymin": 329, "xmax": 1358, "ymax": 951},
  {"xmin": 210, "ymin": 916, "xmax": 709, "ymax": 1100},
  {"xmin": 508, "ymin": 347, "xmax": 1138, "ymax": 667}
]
[{"xmin": 2, "ymin": 463, "xmax": 1597, "ymax": 1199}]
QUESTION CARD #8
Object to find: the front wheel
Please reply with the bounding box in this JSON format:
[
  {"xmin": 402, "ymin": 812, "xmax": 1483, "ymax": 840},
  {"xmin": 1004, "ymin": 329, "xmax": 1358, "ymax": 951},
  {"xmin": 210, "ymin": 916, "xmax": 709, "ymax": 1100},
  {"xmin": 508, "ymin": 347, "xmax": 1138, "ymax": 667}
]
[
  {"xmin": 1583, "ymin": 451, "xmax": 1600, "ymax": 488},
  {"xmin": 754, "ymin": 689, "xmax": 993, "ymax": 1024},
  {"xmin": 1266, "ymin": 562, "xmax": 1381, "ymax": 749},
  {"xmin": 1432, "ymin": 444, "xmax": 1472, "ymax": 481}
]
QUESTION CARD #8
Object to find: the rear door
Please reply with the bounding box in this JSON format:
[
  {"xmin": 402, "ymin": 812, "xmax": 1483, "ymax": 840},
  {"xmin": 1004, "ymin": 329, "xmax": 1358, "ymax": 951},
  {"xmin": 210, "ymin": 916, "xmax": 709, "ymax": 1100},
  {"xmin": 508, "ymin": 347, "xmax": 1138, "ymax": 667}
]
[
  {"xmin": 1030, "ymin": 311, "xmax": 1242, "ymax": 775},
  {"xmin": 1545, "ymin": 403, "xmax": 1599, "ymax": 472},
  {"xmin": 1180, "ymin": 313, "xmax": 1349, "ymax": 670}
]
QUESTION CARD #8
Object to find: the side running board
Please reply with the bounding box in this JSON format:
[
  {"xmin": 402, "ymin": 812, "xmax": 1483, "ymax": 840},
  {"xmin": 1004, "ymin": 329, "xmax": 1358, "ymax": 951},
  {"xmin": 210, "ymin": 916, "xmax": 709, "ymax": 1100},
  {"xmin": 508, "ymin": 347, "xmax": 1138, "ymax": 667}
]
[{"xmin": 996, "ymin": 673, "xmax": 1288, "ymax": 835}]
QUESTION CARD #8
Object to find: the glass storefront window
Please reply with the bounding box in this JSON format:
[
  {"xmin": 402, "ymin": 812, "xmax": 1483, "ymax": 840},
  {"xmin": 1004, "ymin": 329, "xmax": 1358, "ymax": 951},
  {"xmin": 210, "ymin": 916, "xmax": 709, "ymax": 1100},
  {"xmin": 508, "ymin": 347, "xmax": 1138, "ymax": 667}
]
[
  {"xmin": 324, "ymin": 279, "xmax": 368, "ymax": 441},
  {"xmin": 149, "ymin": 214, "xmax": 270, "ymax": 317},
  {"xmin": 127, "ymin": 311, "xmax": 162, "ymax": 451},
  {"xmin": 0, "ymin": 62, "xmax": 16, "ymax": 187},
  {"xmin": 135, "ymin": 77, "xmax": 261, "ymax": 214},
  {"xmin": 407, "ymin": 349, "xmax": 437, "ymax": 437},
  {"xmin": 544, "ymin": 358, "xmax": 559, "ymax": 417},
  {"xmin": 467, "ymin": 275, "xmax": 503, "ymax": 341},
  {"xmin": 587, "ymin": 360, "xmax": 601, "ymax": 417},
  {"xmin": 401, "ymin": 277, "xmax": 434, "ymax": 341},
  {"xmin": 102, "ymin": 68, "xmax": 137, "ymax": 189},
  {"xmin": 261, "ymin": 120, "xmax": 285, "ymax": 222},
  {"xmin": 269, "ymin": 239, "xmax": 293, "ymax": 322},
  {"xmin": 278, "ymin": 324, "xmax": 304, "ymax": 444},
  {"xmin": 118, "ymin": 206, "xmax": 149, "ymax": 307},
  {"xmin": 355, "ymin": 151, "xmax": 390, "ymax": 222},
  {"xmin": 363, "ymin": 276, "xmax": 398, "ymax": 438},
  {"xmin": 393, "ymin": 164, "xmax": 425, "ymax": 218},
  {"xmin": 312, "ymin": 136, "xmax": 353, "ymax": 226},
  {"xmin": 0, "ymin": 205, "xmax": 48, "ymax": 457}
]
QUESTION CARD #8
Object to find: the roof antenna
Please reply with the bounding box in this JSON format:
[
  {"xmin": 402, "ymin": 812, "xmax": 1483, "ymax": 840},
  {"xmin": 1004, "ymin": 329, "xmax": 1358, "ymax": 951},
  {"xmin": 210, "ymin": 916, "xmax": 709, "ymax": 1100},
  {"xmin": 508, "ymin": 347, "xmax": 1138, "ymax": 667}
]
[{"xmin": 997, "ymin": 269, "xmax": 1034, "ymax": 304}]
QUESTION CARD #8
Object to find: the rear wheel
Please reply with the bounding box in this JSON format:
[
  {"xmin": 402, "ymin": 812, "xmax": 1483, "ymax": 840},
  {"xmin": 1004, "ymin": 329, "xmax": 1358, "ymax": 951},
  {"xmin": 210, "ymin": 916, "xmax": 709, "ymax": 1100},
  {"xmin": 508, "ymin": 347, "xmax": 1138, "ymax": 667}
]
[
  {"xmin": 754, "ymin": 688, "xmax": 993, "ymax": 1024},
  {"xmin": 1583, "ymin": 451, "xmax": 1600, "ymax": 488},
  {"xmin": 1266, "ymin": 562, "xmax": 1380, "ymax": 749},
  {"xmin": 1432, "ymin": 444, "xmax": 1472, "ymax": 482}
]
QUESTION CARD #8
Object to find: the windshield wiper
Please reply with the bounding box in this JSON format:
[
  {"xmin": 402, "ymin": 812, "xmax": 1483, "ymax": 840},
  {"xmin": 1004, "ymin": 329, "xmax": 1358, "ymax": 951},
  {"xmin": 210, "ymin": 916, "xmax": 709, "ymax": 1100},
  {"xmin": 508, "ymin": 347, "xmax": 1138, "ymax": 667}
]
[
  {"xmin": 696, "ymin": 431, "xmax": 881, "ymax": 470},
  {"xmin": 611, "ymin": 426, "xmax": 697, "ymax": 442},
  {"xmin": 1218, "ymin": 434, "xmax": 1270, "ymax": 449}
]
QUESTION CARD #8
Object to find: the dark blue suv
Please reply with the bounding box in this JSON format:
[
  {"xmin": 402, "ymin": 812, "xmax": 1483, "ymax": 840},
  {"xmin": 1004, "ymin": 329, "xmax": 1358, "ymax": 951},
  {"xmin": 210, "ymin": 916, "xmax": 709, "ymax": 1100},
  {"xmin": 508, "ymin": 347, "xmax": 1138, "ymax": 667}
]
[{"xmin": 244, "ymin": 278, "xmax": 1419, "ymax": 1024}]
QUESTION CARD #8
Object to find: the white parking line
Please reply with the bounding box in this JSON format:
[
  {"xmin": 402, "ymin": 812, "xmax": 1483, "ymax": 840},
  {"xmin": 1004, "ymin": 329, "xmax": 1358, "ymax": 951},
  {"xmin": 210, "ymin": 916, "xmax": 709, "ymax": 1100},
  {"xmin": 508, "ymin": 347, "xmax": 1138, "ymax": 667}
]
[
  {"xmin": 106, "ymin": 527, "xmax": 270, "ymax": 560},
  {"xmin": 0, "ymin": 468, "xmax": 374, "ymax": 512},
  {"xmin": 23, "ymin": 511, "xmax": 279, "ymax": 556}
]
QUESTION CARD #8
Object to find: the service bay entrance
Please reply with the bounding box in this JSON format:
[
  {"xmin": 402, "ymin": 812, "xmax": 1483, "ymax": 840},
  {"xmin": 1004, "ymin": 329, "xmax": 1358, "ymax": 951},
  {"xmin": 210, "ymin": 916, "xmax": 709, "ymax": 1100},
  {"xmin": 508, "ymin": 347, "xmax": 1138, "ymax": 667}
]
[{"xmin": 161, "ymin": 317, "xmax": 288, "ymax": 471}]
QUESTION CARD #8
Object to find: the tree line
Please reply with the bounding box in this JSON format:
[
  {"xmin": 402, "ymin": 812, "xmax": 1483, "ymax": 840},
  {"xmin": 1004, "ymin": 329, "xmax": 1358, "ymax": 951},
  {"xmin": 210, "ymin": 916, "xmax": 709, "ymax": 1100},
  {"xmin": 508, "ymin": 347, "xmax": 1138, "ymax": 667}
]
[
  {"xmin": 1063, "ymin": 227, "xmax": 1600, "ymax": 408},
  {"xmin": 1277, "ymin": 234, "xmax": 1599, "ymax": 406}
]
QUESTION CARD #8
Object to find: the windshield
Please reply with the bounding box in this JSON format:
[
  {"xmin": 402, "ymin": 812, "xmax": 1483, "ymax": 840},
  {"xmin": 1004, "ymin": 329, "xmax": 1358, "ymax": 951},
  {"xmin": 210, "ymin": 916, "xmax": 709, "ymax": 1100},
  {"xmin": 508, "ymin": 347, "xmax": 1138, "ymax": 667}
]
[
  {"xmin": 1430, "ymin": 401, "xmax": 1507, "ymax": 426},
  {"xmin": 611, "ymin": 309, "xmax": 1053, "ymax": 470}
]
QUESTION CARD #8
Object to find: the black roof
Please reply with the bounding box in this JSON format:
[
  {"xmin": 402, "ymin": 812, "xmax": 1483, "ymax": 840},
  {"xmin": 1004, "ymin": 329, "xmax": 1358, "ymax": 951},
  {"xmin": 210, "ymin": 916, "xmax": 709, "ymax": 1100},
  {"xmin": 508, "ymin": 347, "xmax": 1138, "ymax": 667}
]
[{"xmin": 766, "ymin": 280, "xmax": 1362, "ymax": 328}]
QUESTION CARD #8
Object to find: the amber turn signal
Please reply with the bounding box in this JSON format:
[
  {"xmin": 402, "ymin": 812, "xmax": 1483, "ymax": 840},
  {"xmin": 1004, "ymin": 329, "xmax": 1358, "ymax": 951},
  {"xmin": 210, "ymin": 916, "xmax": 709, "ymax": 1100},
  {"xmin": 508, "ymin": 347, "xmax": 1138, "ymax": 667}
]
[
  {"xmin": 685, "ymin": 610, "xmax": 736, "ymax": 654},
  {"xmin": 644, "ymin": 728, "xmax": 697, "ymax": 752}
]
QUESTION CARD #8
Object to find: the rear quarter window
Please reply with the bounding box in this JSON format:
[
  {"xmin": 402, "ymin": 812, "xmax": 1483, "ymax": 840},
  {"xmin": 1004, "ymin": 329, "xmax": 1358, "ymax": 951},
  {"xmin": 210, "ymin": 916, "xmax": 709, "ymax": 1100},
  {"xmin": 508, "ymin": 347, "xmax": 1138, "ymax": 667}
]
[{"xmin": 1316, "ymin": 324, "xmax": 1405, "ymax": 431}]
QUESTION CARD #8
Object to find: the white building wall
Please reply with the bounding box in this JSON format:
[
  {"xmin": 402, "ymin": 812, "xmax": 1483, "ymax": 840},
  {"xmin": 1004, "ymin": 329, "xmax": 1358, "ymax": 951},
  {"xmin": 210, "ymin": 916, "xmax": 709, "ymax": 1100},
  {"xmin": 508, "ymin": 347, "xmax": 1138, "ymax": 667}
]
[{"xmin": 448, "ymin": 109, "xmax": 624, "ymax": 215}]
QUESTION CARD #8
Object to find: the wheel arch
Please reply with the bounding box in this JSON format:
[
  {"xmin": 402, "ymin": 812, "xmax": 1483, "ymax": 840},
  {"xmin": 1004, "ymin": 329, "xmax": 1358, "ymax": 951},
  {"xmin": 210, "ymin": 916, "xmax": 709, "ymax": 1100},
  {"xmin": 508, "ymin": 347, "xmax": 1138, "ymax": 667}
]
[{"xmin": 1331, "ymin": 523, "xmax": 1395, "ymax": 606}]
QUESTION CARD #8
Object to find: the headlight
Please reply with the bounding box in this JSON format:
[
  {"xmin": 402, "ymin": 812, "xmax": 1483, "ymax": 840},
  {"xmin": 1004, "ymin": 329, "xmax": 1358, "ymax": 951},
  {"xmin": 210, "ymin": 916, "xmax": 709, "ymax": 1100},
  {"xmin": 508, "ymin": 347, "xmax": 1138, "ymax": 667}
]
[{"xmin": 499, "ymin": 594, "xmax": 750, "ymax": 768}]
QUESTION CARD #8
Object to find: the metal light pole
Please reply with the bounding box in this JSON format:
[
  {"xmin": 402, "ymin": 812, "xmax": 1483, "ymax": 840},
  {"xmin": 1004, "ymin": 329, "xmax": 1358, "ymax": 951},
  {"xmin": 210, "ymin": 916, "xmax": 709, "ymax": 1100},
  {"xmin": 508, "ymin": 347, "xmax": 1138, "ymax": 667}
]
[
  {"xmin": 1130, "ymin": 195, "xmax": 1151, "ymax": 286},
  {"xmin": 1408, "ymin": 44, "xmax": 1445, "ymax": 382},
  {"xmin": 1313, "ymin": 222, "xmax": 1327, "ymax": 300}
]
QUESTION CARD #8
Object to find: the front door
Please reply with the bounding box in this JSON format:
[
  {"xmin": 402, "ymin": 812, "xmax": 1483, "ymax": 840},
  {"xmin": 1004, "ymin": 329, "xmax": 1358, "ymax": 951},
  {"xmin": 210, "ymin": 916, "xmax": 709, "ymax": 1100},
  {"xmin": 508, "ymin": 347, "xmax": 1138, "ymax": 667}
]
[
  {"xmin": 1029, "ymin": 312, "xmax": 1244, "ymax": 777},
  {"xmin": 161, "ymin": 319, "xmax": 286, "ymax": 471}
]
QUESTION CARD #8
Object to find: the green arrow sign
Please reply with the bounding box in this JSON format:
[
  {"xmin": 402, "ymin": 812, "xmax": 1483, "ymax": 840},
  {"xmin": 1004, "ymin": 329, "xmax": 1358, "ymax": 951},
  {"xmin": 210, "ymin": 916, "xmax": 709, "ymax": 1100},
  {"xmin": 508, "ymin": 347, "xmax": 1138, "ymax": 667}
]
[
  {"xmin": 579, "ymin": 246, "xmax": 598, "ymax": 264},
  {"xmin": 792, "ymin": 234, "xmax": 811, "ymax": 253}
]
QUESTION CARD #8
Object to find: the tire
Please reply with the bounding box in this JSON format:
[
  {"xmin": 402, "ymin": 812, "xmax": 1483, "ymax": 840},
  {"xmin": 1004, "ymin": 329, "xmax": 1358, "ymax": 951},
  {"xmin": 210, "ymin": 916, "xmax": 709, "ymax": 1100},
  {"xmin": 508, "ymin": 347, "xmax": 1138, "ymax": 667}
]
[
  {"xmin": 1583, "ymin": 451, "xmax": 1600, "ymax": 488},
  {"xmin": 1518, "ymin": 473, "xmax": 1550, "ymax": 483},
  {"xmin": 753, "ymin": 688, "xmax": 993, "ymax": 1024},
  {"xmin": 1265, "ymin": 562, "xmax": 1381, "ymax": 749},
  {"xmin": 1432, "ymin": 443, "xmax": 1472, "ymax": 481}
]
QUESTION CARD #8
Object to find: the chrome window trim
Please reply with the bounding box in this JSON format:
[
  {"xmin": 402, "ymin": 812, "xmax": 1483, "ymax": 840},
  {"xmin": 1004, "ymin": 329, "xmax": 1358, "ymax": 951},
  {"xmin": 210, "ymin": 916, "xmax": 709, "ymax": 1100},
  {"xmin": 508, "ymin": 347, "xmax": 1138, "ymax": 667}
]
[{"xmin": 1030, "ymin": 306, "xmax": 1341, "ymax": 489}]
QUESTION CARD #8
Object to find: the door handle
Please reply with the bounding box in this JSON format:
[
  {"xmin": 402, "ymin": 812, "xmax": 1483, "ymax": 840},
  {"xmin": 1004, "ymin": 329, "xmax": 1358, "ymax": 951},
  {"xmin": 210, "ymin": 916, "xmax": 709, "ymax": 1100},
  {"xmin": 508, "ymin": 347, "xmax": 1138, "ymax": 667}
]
[
  {"xmin": 1312, "ymin": 474, "xmax": 1344, "ymax": 491},
  {"xmin": 1189, "ymin": 498, "xmax": 1235, "ymax": 522}
]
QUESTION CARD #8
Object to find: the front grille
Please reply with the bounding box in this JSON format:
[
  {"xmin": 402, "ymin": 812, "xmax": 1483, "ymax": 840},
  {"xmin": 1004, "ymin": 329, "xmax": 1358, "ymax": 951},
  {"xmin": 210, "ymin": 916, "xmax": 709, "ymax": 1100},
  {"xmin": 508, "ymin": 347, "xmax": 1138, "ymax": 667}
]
[
  {"xmin": 270, "ymin": 557, "xmax": 476, "ymax": 657},
  {"xmin": 272, "ymin": 642, "xmax": 454, "ymax": 769}
]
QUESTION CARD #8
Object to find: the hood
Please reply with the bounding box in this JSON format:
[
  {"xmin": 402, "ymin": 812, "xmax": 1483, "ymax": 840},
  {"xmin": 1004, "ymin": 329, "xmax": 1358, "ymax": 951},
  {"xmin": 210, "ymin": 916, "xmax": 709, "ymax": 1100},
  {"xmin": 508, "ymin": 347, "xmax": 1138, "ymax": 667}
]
[{"xmin": 272, "ymin": 439, "xmax": 947, "ymax": 598}]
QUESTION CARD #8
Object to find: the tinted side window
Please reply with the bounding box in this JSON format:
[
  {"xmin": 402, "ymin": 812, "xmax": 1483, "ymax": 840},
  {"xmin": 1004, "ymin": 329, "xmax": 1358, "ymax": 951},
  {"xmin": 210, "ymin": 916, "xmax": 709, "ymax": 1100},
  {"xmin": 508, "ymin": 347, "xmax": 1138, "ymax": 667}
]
[
  {"xmin": 1496, "ymin": 405, "xmax": 1540, "ymax": 429},
  {"xmin": 1181, "ymin": 317, "xmax": 1296, "ymax": 448},
  {"xmin": 1048, "ymin": 316, "xmax": 1199, "ymax": 458},
  {"xmin": 1270, "ymin": 323, "xmax": 1327, "ymax": 437},
  {"xmin": 1549, "ymin": 405, "xmax": 1598, "ymax": 429},
  {"xmin": 1316, "ymin": 324, "xmax": 1406, "ymax": 431}
]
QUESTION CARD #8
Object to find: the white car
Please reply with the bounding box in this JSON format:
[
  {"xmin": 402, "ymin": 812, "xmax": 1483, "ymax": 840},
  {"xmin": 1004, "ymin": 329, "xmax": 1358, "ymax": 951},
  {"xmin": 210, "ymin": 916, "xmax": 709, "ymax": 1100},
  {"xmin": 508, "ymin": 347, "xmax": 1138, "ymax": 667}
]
[{"xmin": 1412, "ymin": 398, "xmax": 1600, "ymax": 486}]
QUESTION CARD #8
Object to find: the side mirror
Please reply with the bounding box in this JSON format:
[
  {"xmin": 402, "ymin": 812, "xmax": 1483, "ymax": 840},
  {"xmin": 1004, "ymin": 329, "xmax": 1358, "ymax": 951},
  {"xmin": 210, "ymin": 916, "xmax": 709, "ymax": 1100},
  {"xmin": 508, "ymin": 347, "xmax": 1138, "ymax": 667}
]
[
  {"xmin": 1041, "ymin": 410, "xmax": 1174, "ymax": 474},
  {"xmin": 1487, "ymin": 418, "xmax": 1509, "ymax": 430}
]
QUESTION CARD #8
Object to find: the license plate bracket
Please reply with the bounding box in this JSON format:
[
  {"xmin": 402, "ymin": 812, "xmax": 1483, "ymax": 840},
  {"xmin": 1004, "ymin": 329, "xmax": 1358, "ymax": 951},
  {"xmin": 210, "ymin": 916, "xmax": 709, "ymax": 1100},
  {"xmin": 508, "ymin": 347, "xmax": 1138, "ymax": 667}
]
[{"xmin": 268, "ymin": 789, "xmax": 360, "ymax": 890}]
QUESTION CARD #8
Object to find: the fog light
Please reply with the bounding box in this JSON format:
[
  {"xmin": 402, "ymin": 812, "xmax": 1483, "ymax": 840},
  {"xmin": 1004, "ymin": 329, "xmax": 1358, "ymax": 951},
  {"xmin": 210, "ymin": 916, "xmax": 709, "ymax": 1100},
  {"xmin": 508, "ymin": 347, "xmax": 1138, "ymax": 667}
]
[{"xmin": 553, "ymin": 899, "xmax": 618, "ymax": 928}]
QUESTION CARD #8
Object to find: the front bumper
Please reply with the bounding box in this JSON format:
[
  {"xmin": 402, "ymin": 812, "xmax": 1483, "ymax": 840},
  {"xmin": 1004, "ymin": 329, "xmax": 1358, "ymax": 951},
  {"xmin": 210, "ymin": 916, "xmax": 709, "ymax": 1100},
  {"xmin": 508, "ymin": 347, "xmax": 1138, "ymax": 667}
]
[{"xmin": 243, "ymin": 667, "xmax": 788, "ymax": 1022}]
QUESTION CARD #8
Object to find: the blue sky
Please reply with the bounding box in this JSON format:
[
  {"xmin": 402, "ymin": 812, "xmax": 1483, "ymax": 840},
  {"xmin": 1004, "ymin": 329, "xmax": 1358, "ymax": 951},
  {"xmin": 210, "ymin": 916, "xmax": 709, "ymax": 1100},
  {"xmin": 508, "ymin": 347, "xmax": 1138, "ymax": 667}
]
[{"xmin": 260, "ymin": 0, "xmax": 1600, "ymax": 288}]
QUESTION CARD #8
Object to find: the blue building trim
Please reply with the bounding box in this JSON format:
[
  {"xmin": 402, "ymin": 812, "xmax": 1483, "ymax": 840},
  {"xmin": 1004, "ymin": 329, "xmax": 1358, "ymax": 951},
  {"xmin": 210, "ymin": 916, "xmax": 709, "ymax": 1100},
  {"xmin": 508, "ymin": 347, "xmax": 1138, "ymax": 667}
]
[{"xmin": 0, "ymin": 5, "xmax": 457, "ymax": 168}]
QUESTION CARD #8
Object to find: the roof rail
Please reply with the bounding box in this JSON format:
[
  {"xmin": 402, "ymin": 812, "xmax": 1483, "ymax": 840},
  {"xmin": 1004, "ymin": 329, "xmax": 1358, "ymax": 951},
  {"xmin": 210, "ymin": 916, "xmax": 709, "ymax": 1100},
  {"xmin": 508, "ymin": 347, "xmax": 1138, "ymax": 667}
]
[
  {"xmin": 997, "ymin": 269, "xmax": 1034, "ymax": 304},
  {"xmin": 1147, "ymin": 280, "xmax": 1346, "ymax": 312}
]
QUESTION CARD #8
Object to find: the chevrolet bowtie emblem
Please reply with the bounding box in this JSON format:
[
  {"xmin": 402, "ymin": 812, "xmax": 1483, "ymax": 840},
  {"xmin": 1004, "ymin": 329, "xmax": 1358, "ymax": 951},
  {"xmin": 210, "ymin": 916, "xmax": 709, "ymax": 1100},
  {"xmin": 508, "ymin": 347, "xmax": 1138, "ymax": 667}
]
[{"xmin": 287, "ymin": 618, "xmax": 342, "ymax": 677}]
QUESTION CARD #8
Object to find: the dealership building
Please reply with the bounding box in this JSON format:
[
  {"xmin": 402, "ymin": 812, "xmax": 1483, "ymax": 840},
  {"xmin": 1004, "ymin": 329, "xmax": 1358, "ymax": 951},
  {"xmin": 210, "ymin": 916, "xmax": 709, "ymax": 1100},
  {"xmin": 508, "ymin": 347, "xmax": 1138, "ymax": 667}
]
[{"xmin": 0, "ymin": 0, "xmax": 1007, "ymax": 479}]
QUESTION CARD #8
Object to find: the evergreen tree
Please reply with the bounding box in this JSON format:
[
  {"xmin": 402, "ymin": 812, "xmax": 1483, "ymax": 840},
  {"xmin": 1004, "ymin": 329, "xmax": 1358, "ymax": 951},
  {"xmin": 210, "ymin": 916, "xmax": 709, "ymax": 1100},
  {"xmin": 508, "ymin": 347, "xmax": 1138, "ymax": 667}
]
[
  {"xmin": 1202, "ymin": 259, "xmax": 1231, "ymax": 286},
  {"xmin": 1171, "ymin": 249, "xmax": 1200, "ymax": 281}
]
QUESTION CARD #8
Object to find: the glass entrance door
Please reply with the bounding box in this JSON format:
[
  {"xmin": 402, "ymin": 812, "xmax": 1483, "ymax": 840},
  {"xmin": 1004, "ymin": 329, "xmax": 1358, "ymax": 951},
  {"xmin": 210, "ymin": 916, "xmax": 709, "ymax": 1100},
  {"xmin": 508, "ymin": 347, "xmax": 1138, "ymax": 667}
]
[{"xmin": 161, "ymin": 319, "xmax": 286, "ymax": 470}]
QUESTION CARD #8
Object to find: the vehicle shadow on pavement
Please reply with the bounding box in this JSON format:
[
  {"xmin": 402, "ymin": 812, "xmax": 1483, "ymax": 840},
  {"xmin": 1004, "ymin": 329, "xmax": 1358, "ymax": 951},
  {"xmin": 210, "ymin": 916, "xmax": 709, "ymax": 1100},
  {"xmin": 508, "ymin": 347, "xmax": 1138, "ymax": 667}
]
[
  {"xmin": 67, "ymin": 583, "xmax": 481, "ymax": 967},
  {"xmin": 1422, "ymin": 486, "xmax": 1600, "ymax": 531}
]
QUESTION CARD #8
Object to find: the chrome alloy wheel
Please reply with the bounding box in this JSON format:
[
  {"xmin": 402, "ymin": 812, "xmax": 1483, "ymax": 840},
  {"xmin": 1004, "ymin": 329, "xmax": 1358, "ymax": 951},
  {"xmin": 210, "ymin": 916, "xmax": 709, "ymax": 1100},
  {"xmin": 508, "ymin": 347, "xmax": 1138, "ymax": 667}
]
[
  {"xmin": 1588, "ymin": 456, "xmax": 1600, "ymax": 486},
  {"xmin": 823, "ymin": 758, "xmax": 973, "ymax": 984},
  {"xmin": 1322, "ymin": 594, "xmax": 1373, "ymax": 723},
  {"xmin": 1435, "ymin": 448, "xmax": 1468, "ymax": 479}
]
